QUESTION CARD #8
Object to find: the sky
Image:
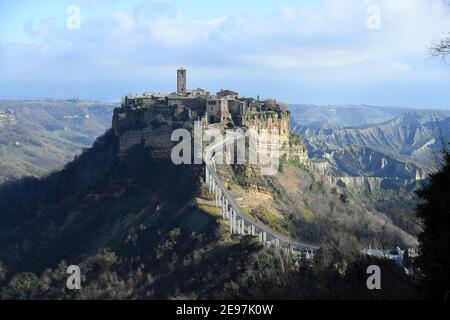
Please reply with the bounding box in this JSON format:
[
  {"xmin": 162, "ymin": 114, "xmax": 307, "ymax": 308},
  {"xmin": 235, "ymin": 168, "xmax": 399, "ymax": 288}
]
[{"xmin": 1, "ymin": 0, "xmax": 450, "ymax": 108}]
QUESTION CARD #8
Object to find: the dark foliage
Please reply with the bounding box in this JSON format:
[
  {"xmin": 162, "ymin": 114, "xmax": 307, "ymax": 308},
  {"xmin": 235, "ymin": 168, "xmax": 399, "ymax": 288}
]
[{"xmin": 415, "ymin": 152, "xmax": 450, "ymax": 300}]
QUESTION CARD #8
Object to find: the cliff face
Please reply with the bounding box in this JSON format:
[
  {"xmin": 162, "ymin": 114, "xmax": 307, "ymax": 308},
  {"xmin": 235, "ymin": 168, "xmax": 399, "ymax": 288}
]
[
  {"xmin": 113, "ymin": 104, "xmax": 310, "ymax": 169},
  {"xmin": 242, "ymin": 112, "xmax": 290, "ymax": 138},
  {"xmin": 241, "ymin": 111, "xmax": 308, "ymax": 166},
  {"xmin": 112, "ymin": 105, "xmax": 194, "ymax": 159}
]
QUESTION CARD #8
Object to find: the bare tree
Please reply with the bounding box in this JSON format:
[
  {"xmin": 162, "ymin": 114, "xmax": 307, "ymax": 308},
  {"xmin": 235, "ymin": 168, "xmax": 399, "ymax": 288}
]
[
  {"xmin": 429, "ymin": 32, "xmax": 450, "ymax": 60},
  {"xmin": 430, "ymin": 2, "xmax": 450, "ymax": 60},
  {"xmin": 426, "ymin": 119, "xmax": 449, "ymax": 173}
]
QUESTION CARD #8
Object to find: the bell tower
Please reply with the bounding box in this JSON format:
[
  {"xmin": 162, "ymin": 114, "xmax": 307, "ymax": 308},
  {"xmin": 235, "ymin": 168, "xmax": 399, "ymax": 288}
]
[{"xmin": 177, "ymin": 68, "xmax": 187, "ymax": 95}]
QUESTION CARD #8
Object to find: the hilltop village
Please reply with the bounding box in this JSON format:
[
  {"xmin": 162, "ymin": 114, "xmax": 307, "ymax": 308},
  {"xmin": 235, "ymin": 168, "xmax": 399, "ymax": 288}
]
[
  {"xmin": 112, "ymin": 69, "xmax": 307, "ymax": 164},
  {"xmin": 123, "ymin": 69, "xmax": 290, "ymax": 129}
]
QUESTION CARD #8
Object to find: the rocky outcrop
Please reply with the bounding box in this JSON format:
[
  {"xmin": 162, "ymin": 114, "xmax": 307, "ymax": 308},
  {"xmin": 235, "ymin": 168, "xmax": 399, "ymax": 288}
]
[
  {"xmin": 113, "ymin": 103, "xmax": 310, "ymax": 168},
  {"xmin": 241, "ymin": 111, "xmax": 308, "ymax": 165},
  {"xmin": 242, "ymin": 111, "xmax": 290, "ymax": 138},
  {"xmin": 112, "ymin": 105, "xmax": 195, "ymax": 159}
]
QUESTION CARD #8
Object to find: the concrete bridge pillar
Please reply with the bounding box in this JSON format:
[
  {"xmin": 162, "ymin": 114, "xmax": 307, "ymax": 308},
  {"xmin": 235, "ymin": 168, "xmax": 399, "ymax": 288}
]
[
  {"xmin": 225, "ymin": 203, "xmax": 230, "ymax": 220},
  {"xmin": 217, "ymin": 189, "xmax": 220, "ymax": 207},
  {"xmin": 247, "ymin": 224, "xmax": 251, "ymax": 235},
  {"xmin": 207, "ymin": 171, "xmax": 212, "ymax": 192},
  {"xmin": 229, "ymin": 210, "xmax": 234, "ymax": 234},
  {"xmin": 230, "ymin": 209, "xmax": 236, "ymax": 234},
  {"xmin": 221, "ymin": 196, "xmax": 226, "ymax": 219},
  {"xmin": 251, "ymin": 225, "xmax": 256, "ymax": 236},
  {"xmin": 263, "ymin": 231, "xmax": 267, "ymax": 243},
  {"xmin": 259, "ymin": 231, "xmax": 263, "ymax": 243},
  {"xmin": 222, "ymin": 197, "xmax": 226, "ymax": 219},
  {"xmin": 225, "ymin": 200, "xmax": 230, "ymax": 219},
  {"xmin": 240, "ymin": 220, "xmax": 244, "ymax": 235}
]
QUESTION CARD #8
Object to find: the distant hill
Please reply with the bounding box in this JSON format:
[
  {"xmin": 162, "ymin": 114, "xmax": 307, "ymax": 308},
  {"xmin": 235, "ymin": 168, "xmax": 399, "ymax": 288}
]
[
  {"xmin": 296, "ymin": 110, "xmax": 450, "ymax": 183},
  {"xmin": 0, "ymin": 100, "xmax": 117, "ymax": 183},
  {"xmin": 289, "ymin": 104, "xmax": 416, "ymax": 129},
  {"xmin": 288, "ymin": 106, "xmax": 450, "ymax": 239}
]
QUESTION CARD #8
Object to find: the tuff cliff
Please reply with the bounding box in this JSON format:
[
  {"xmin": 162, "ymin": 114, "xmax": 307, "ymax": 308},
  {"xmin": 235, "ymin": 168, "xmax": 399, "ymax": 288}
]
[
  {"xmin": 112, "ymin": 102, "xmax": 309, "ymax": 168},
  {"xmin": 112, "ymin": 104, "xmax": 193, "ymax": 158}
]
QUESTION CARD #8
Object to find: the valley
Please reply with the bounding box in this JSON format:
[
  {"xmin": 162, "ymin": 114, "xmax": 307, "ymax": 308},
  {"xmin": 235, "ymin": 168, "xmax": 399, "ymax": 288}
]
[
  {"xmin": 0, "ymin": 97, "xmax": 447, "ymax": 299},
  {"xmin": 0, "ymin": 99, "xmax": 117, "ymax": 184}
]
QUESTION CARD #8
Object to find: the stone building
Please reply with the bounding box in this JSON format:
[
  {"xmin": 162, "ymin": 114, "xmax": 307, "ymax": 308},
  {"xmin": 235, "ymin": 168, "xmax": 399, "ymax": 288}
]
[{"xmin": 124, "ymin": 69, "xmax": 288, "ymax": 128}]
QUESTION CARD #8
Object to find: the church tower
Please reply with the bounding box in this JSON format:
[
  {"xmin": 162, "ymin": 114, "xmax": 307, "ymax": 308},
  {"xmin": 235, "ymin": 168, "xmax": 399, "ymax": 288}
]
[{"xmin": 177, "ymin": 68, "xmax": 187, "ymax": 95}]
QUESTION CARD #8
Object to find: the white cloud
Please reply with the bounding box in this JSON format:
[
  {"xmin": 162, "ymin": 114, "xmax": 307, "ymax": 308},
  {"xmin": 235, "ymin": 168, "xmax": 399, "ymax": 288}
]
[{"xmin": 1, "ymin": 0, "xmax": 450, "ymax": 104}]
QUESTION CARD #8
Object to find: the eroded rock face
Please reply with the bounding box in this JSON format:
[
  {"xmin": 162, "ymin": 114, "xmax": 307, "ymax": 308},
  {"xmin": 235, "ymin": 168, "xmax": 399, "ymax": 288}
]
[
  {"xmin": 299, "ymin": 110, "xmax": 450, "ymax": 177},
  {"xmin": 242, "ymin": 111, "xmax": 308, "ymax": 165},
  {"xmin": 112, "ymin": 105, "xmax": 194, "ymax": 159},
  {"xmin": 112, "ymin": 104, "xmax": 310, "ymax": 168}
]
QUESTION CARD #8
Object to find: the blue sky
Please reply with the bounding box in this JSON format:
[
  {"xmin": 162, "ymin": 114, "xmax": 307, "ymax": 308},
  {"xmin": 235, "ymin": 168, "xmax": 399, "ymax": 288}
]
[{"xmin": 1, "ymin": 0, "xmax": 450, "ymax": 108}]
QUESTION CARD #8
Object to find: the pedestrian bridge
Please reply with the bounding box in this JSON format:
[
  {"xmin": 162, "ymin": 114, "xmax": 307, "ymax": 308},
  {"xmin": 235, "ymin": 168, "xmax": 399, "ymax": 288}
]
[{"xmin": 203, "ymin": 129, "xmax": 319, "ymax": 258}]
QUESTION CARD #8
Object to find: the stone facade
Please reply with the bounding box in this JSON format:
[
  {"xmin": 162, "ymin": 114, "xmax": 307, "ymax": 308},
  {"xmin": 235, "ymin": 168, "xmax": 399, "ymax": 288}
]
[{"xmin": 177, "ymin": 68, "xmax": 187, "ymax": 94}]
